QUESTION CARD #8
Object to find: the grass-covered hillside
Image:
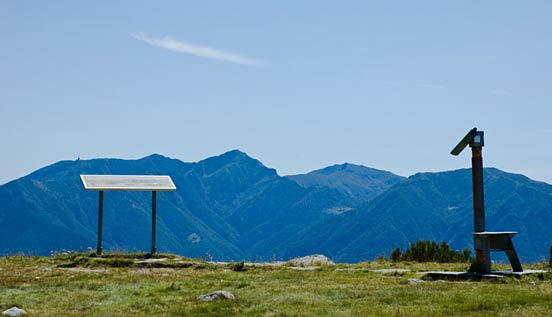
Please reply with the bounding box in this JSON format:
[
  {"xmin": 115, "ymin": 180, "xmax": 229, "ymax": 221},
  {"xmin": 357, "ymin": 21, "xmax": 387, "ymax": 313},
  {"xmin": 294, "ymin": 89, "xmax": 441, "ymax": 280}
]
[{"xmin": 1, "ymin": 253, "xmax": 551, "ymax": 316}]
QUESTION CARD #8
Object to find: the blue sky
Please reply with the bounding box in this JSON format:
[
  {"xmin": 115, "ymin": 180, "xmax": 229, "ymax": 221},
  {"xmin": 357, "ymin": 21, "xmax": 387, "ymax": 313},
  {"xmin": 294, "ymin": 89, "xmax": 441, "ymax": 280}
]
[{"xmin": 2, "ymin": 1, "xmax": 552, "ymax": 185}]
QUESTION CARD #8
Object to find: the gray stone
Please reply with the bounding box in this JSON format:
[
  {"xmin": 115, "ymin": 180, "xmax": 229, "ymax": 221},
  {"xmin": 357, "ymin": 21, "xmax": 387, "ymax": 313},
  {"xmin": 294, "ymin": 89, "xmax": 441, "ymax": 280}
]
[
  {"xmin": 372, "ymin": 269, "xmax": 410, "ymax": 274},
  {"xmin": 2, "ymin": 307, "xmax": 27, "ymax": 316},
  {"xmin": 288, "ymin": 255, "xmax": 334, "ymax": 266},
  {"xmin": 197, "ymin": 290, "xmax": 235, "ymax": 302},
  {"xmin": 408, "ymin": 278, "xmax": 425, "ymax": 285},
  {"xmin": 423, "ymin": 271, "xmax": 508, "ymax": 281},
  {"xmin": 135, "ymin": 258, "xmax": 168, "ymax": 264},
  {"xmin": 289, "ymin": 266, "xmax": 319, "ymax": 271}
]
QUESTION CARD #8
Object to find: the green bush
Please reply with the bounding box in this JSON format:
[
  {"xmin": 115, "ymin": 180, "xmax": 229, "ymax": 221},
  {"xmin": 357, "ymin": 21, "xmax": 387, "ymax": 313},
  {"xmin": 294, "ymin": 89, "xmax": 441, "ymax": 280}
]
[
  {"xmin": 391, "ymin": 247, "xmax": 401, "ymax": 262},
  {"xmin": 229, "ymin": 261, "xmax": 247, "ymax": 272},
  {"xmin": 390, "ymin": 240, "xmax": 472, "ymax": 263}
]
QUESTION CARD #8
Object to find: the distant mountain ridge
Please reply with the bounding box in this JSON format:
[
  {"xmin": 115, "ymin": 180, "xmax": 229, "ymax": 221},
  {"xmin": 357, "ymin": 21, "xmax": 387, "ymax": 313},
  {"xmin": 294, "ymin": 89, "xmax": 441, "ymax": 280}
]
[
  {"xmin": 1, "ymin": 150, "xmax": 551, "ymax": 263},
  {"xmin": 287, "ymin": 163, "xmax": 405, "ymax": 212}
]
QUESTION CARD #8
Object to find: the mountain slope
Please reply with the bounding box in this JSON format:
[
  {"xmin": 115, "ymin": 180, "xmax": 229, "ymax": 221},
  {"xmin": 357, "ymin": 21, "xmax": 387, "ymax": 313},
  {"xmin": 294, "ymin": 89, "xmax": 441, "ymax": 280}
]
[
  {"xmin": 0, "ymin": 151, "xmax": 365, "ymax": 260},
  {"xmin": 287, "ymin": 163, "xmax": 404, "ymax": 203},
  {"xmin": 0, "ymin": 153, "xmax": 249, "ymax": 259},
  {"xmin": 322, "ymin": 168, "xmax": 552, "ymax": 263},
  {"xmin": 1, "ymin": 153, "xmax": 551, "ymax": 263}
]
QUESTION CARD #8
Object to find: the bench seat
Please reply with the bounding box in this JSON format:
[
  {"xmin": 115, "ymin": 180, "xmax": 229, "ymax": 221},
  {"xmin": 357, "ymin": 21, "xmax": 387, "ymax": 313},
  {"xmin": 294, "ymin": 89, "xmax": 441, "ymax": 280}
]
[{"xmin": 473, "ymin": 231, "xmax": 523, "ymax": 272}]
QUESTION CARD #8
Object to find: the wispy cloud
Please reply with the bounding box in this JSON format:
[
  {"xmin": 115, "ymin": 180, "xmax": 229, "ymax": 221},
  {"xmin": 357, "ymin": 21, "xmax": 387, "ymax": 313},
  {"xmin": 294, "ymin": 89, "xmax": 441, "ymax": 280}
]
[{"xmin": 130, "ymin": 32, "xmax": 263, "ymax": 67}]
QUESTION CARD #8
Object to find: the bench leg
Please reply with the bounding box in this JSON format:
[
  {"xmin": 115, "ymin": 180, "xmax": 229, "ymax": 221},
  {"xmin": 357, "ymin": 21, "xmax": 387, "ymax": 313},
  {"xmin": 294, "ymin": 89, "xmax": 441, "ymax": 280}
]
[
  {"xmin": 483, "ymin": 250, "xmax": 491, "ymax": 273},
  {"xmin": 504, "ymin": 238, "xmax": 523, "ymax": 272},
  {"xmin": 480, "ymin": 237, "xmax": 491, "ymax": 273},
  {"xmin": 505, "ymin": 250, "xmax": 523, "ymax": 272}
]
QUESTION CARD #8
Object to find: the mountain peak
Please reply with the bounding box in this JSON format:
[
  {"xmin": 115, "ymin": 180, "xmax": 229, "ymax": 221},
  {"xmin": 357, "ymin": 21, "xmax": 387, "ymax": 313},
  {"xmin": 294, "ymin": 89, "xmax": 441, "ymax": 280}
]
[
  {"xmin": 148, "ymin": 153, "xmax": 168, "ymax": 159},
  {"xmin": 316, "ymin": 163, "xmax": 370, "ymax": 174},
  {"xmin": 218, "ymin": 149, "xmax": 248, "ymax": 160},
  {"xmin": 139, "ymin": 153, "xmax": 172, "ymax": 161},
  {"xmin": 286, "ymin": 164, "xmax": 405, "ymax": 201},
  {"xmin": 202, "ymin": 149, "xmax": 258, "ymax": 166},
  {"xmin": 195, "ymin": 150, "xmax": 278, "ymax": 179},
  {"xmin": 295, "ymin": 163, "xmax": 403, "ymax": 179}
]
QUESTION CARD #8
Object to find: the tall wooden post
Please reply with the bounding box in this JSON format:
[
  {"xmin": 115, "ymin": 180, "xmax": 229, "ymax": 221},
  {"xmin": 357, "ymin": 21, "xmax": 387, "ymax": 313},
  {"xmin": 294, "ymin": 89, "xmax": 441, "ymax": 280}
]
[
  {"xmin": 451, "ymin": 128, "xmax": 489, "ymax": 272},
  {"xmin": 97, "ymin": 190, "xmax": 104, "ymax": 255},
  {"xmin": 151, "ymin": 191, "xmax": 157, "ymax": 255},
  {"xmin": 471, "ymin": 146, "xmax": 490, "ymax": 272}
]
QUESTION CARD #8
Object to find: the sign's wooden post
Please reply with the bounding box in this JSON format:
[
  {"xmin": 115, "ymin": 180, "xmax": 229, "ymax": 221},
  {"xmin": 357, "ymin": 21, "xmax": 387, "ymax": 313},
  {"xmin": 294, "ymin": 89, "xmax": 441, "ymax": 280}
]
[
  {"xmin": 97, "ymin": 190, "xmax": 104, "ymax": 255},
  {"xmin": 151, "ymin": 191, "xmax": 157, "ymax": 255}
]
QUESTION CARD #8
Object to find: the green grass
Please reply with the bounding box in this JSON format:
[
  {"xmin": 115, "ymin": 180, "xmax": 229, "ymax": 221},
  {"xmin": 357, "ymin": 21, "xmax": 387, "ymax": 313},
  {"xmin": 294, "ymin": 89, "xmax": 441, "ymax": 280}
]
[{"xmin": 0, "ymin": 253, "xmax": 551, "ymax": 316}]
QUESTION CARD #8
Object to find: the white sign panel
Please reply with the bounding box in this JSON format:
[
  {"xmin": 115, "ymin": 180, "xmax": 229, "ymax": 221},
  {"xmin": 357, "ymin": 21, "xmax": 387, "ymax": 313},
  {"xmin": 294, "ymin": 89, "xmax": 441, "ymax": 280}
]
[{"xmin": 81, "ymin": 175, "xmax": 176, "ymax": 191}]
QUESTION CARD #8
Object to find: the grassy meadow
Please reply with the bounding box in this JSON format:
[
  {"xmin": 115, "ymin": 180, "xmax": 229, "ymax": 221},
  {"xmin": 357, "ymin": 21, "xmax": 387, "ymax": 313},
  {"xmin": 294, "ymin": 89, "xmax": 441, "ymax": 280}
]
[{"xmin": 1, "ymin": 253, "xmax": 551, "ymax": 316}]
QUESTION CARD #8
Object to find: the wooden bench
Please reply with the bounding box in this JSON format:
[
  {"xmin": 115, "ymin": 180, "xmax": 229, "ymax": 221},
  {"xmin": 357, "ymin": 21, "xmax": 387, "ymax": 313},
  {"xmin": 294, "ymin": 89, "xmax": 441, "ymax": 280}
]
[{"xmin": 473, "ymin": 231, "xmax": 523, "ymax": 272}]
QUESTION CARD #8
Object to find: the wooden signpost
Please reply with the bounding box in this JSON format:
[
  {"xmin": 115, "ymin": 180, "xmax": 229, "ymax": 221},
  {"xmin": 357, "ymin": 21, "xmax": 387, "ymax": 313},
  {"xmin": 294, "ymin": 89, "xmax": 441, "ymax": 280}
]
[{"xmin": 451, "ymin": 128, "xmax": 523, "ymax": 273}]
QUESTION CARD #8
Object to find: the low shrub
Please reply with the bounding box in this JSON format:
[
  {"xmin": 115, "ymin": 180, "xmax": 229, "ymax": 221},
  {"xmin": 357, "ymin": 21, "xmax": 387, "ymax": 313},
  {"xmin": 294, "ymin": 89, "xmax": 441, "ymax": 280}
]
[
  {"xmin": 229, "ymin": 261, "xmax": 247, "ymax": 272},
  {"xmin": 390, "ymin": 240, "xmax": 472, "ymax": 263}
]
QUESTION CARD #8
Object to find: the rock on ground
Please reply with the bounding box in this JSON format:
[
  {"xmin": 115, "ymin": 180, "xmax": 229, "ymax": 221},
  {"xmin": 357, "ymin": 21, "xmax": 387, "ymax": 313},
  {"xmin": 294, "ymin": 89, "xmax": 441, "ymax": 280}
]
[
  {"xmin": 289, "ymin": 266, "xmax": 320, "ymax": 271},
  {"xmin": 2, "ymin": 307, "xmax": 27, "ymax": 316},
  {"xmin": 288, "ymin": 255, "xmax": 335, "ymax": 266},
  {"xmin": 408, "ymin": 278, "xmax": 425, "ymax": 285},
  {"xmin": 372, "ymin": 269, "xmax": 411, "ymax": 274},
  {"xmin": 197, "ymin": 290, "xmax": 236, "ymax": 302}
]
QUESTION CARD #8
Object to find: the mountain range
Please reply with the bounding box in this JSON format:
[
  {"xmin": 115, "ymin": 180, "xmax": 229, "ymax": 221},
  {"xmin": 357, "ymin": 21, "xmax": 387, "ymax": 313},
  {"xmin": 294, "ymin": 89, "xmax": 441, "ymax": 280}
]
[{"xmin": 1, "ymin": 150, "xmax": 551, "ymax": 263}]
